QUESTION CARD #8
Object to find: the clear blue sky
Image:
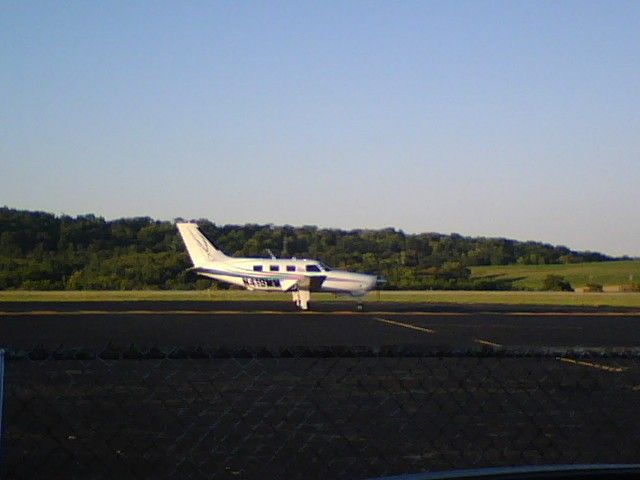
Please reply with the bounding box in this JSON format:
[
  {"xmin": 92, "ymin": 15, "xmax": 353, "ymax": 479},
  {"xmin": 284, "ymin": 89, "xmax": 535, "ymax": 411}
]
[{"xmin": 2, "ymin": 1, "xmax": 639, "ymax": 256}]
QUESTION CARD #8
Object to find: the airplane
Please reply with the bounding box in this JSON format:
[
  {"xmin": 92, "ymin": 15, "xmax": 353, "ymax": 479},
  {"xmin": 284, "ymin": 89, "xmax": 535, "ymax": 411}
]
[{"xmin": 176, "ymin": 222, "xmax": 378, "ymax": 310}]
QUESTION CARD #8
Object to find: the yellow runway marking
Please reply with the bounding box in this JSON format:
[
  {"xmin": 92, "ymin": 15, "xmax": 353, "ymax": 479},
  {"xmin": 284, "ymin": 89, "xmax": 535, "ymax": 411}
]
[
  {"xmin": 507, "ymin": 312, "xmax": 640, "ymax": 317},
  {"xmin": 373, "ymin": 317, "xmax": 436, "ymax": 334},
  {"xmin": 557, "ymin": 357, "xmax": 628, "ymax": 373},
  {"xmin": 0, "ymin": 310, "xmax": 501, "ymax": 317},
  {"xmin": 0, "ymin": 309, "xmax": 454, "ymax": 316},
  {"xmin": 424, "ymin": 323, "xmax": 583, "ymax": 330},
  {"xmin": 0, "ymin": 310, "xmax": 296, "ymax": 316},
  {"xmin": 1, "ymin": 309, "xmax": 638, "ymax": 317},
  {"xmin": 0, "ymin": 309, "xmax": 368, "ymax": 316},
  {"xmin": 381, "ymin": 311, "xmax": 640, "ymax": 317},
  {"xmin": 0, "ymin": 310, "xmax": 233, "ymax": 316},
  {"xmin": 473, "ymin": 339, "xmax": 503, "ymax": 348}
]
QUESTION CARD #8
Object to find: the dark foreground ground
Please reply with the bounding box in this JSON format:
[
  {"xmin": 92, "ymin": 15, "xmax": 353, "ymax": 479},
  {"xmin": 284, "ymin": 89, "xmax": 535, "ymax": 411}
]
[{"xmin": 2, "ymin": 302, "xmax": 640, "ymax": 479}]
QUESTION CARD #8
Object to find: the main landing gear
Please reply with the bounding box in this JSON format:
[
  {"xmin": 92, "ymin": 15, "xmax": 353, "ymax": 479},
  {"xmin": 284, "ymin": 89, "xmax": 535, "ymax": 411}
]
[
  {"xmin": 292, "ymin": 290, "xmax": 311, "ymax": 310},
  {"xmin": 292, "ymin": 291, "xmax": 365, "ymax": 312}
]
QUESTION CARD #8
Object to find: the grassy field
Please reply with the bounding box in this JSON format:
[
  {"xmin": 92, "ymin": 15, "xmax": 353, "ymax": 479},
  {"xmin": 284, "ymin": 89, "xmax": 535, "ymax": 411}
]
[
  {"xmin": 471, "ymin": 260, "xmax": 640, "ymax": 290},
  {"xmin": 1, "ymin": 289, "xmax": 640, "ymax": 308}
]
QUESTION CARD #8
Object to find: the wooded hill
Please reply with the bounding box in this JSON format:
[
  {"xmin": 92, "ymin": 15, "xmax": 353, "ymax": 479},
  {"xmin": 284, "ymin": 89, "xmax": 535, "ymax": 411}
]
[{"xmin": 0, "ymin": 207, "xmax": 619, "ymax": 291}]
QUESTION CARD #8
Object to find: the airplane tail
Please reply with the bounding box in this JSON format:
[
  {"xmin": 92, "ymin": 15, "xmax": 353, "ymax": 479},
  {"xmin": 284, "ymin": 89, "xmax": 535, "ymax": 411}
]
[{"xmin": 176, "ymin": 223, "xmax": 229, "ymax": 266}]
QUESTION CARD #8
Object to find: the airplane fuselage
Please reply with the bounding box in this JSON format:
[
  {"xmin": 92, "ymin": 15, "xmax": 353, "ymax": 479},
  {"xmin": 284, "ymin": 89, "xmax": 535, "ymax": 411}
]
[{"xmin": 193, "ymin": 258, "xmax": 376, "ymax": 297}]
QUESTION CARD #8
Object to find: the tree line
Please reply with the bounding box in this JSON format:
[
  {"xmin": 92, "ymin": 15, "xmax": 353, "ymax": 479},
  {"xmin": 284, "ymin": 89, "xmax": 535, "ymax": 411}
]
[{"xmin": 0, "ymin": 207, "xmax": 619, "ymax": 291}]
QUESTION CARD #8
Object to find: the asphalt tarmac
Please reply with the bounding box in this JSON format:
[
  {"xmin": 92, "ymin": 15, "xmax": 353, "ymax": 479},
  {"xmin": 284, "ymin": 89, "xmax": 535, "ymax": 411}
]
[
  {"xmin": 1, "ymin": 300, "xmax": 640, "ymax": 351},
  {"xmin": 3, "ymin": 301, "xmax": 640, "ymax": 479}
]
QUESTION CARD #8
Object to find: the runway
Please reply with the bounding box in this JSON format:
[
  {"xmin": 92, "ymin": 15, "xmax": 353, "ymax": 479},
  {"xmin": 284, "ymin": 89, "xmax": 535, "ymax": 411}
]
[{"xmin": 1, "ymin": 300, "xmax": 640, "ymax": 352}]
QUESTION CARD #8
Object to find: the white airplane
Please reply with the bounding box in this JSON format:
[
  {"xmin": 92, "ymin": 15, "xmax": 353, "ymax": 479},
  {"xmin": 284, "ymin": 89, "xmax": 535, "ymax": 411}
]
[{"xmin": 177, "ymin": 223, "xmax": 378, "ymax": 310}]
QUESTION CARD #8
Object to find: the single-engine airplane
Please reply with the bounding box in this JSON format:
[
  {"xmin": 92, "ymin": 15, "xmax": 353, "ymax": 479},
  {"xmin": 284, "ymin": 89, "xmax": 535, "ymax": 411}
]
[{"xmin": 177, "ymin": 223, "xmax": 378, "ymax": 310}]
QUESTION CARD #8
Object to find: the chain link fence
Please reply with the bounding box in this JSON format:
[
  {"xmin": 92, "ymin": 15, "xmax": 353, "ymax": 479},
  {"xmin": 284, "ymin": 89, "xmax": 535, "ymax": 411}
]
[{"xmin": 1, "ymin": 346, "xmax": 640, "ymax": 479}]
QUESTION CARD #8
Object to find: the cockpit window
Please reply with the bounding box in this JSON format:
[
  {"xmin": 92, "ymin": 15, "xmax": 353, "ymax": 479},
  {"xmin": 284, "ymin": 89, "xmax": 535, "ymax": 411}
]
[{"xmin": 305, "ymin": 264, "xmax": 321, "ymax": 272}]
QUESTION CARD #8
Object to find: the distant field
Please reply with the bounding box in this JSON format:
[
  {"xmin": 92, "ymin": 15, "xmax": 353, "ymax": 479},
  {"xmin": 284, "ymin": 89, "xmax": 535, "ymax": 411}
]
[
  {"xmin": 471, "ymin": 260, "xmax": 640, "ymax": 290},
  {"xmin": 1, "ymin": 289, "xmax": 640, "ymax": 308}
]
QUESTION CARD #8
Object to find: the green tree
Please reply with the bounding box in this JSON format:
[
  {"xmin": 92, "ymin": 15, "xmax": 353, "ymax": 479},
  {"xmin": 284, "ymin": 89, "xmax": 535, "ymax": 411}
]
[{"xmin": 0, "ymin": 206, "xmax": 619, "ymax": 291}]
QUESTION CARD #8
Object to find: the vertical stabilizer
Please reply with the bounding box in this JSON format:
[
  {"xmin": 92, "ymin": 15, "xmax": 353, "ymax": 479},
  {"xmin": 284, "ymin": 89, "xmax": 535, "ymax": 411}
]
[{"xmin": 176, "ymin": 223, "xmax": 228, "ymax": 266}]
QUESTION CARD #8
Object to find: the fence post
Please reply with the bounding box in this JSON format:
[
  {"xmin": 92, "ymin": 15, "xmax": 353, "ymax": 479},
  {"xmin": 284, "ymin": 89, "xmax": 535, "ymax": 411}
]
[{"xmin": 0, "ymin": 349, "xmax": 4, "ymax": 461}]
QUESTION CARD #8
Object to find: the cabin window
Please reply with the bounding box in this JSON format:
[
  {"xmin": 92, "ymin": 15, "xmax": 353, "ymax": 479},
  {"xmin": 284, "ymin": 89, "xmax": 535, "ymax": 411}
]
[
  {"xmin": 286, "ymin": 265, "xmax": 296, "ymax": 272},
  {"xmin": 305, "ymin": 264, "xmax": 321, "ymax": 272},
  {"xmin": 269, "ymin": 265, "xmax": 279, "ymax": 272},
  {"xmin": 253, "ymin": 265, "xmax": 263, "ymax": 272}
]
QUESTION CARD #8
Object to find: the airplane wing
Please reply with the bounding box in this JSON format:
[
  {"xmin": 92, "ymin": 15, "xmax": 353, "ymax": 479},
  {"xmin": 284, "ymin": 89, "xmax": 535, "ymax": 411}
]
[
  {"xmin": 279, "ymin": 279, "xmax": 299, "ymax": 291},
  {"xmin": 296, "ymin": 276, "xmax": 326, "ymax": 291},
  {"xmin": 279, "ymin": 276, "xmax": 326, "ymax": 292}
]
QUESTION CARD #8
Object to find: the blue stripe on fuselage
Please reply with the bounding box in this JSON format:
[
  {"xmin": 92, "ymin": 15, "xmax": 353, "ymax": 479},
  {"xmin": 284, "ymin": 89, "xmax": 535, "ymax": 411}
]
[{"xmin": 193, "ymin": 267, "xmax": 354, "ymax": 283}]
